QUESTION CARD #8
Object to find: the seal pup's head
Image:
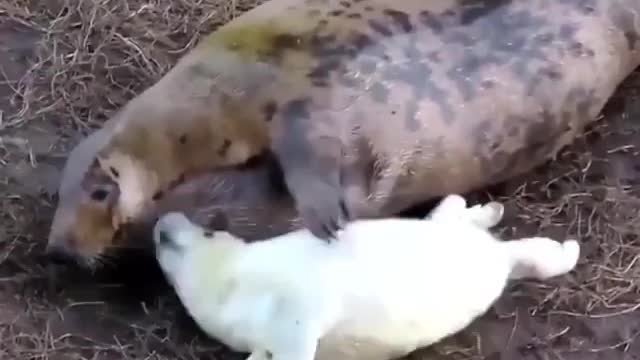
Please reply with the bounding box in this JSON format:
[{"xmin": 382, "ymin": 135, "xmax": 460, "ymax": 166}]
[{"xmin": 153, "ymin": 212, "xmax": 242, "ymax": 286}]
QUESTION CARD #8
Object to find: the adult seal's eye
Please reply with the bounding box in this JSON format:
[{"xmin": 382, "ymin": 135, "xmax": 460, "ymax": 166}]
[{"xmin": 91, "ymin": 189, "xmax": 110, "ymax": 202}]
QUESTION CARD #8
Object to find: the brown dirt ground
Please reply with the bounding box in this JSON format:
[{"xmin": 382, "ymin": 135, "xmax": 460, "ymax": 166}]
[{"xmin": 1, "ymin": 1, "xmax": 640, "ymax": 359}]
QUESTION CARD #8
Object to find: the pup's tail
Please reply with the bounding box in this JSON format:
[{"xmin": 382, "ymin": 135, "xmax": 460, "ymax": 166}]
[{"xmin": 503, "ymin": 237, "xmax": 580, "ymax": 280}]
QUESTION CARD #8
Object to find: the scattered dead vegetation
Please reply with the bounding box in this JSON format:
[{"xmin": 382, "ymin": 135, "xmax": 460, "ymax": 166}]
[{"xmin": 0, "ymin": 0, "xmax": 268, "ymax": 132}]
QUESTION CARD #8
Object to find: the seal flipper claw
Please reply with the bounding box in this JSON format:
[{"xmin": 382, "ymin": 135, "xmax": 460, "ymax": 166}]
[{"xmin": 287, "ymin": 174, "xmax": 348, "ymax": 241}]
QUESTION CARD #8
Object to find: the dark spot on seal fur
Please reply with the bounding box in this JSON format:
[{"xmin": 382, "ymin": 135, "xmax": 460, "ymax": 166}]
[
  {"xmin": 351, "ymin": 33, "xmax": 374, "ymax": 51},
  {"xmin": 539, "ymin": 66, "xmax": 563, "ymax": 81},
  {"xmin": 490, "ymin": 140, "xmax": 502, "ymax": 151},
  {"xmin": 383, "ymin": 9, "xmax": 413, "ymax": 33},
  {"xmin": 436, "ymin": 9, "xmax": 456, "ymax": 21},
  {"xmin": 178, "ymin": 134, "xmax": 187, "ymax": 144},
  {"xmin": 568, "ymin": 42, "xmax": 595, "ymax": 57},
  {"xmin": 152, "ymin": 190, "xmax": 164, "ymax": 201},
  {"xmin": 309, "ymin": 33, "xmax": 348, "ymax": 57},
  {"xmin": 418, "ymin": 11, "xmax": 443, "ymax": 33},
  {"xmin": 218, "ymin": 139, "xmax": 232, "ymax": 157},
  {"xmin": 364, "ymin": 6, "xmax": 373, "ymax": 11},
  {"xmin": 262, "ymin": 101, "xmax": 278, "ymax": 122},
  {"xmin": 347, "ymin": 13, "xmax": 362, "ymax": 19},
  {"xmin": 281, "ymin": 98, "xmax": 312, "ymax": 126},
  {"xmin": 340, "ymin": 1, "xmax": 351, "ymax": 8},
  {"xmin": 534, "ymin": 33, "xmax": 555, "ymax": 45},
  {"xmin": 271, "ymin": 34, "xmax": 303, "ymax": 56},
  {"xmin": 480, "ymin": 80, "xmax": 495, "ymax": 89},
  {"xmin": 558, "ymin": 24, "xmax": 579, "ymax": 41},
  {"xmin": 311, "ymin": 79, "xmax": 330, "ymax": 87},
  {"xmin": 109, "ymin": 167, "xmax": 119, "ymax": 178},
  {"xmin": 370, "ymin": 82, "xmax": 389, "ymax": 103},
  {"xmin": 303, "ymin": 29, "xmax": 380, "ymax": 84},
  {"xmin": 329, "ymin": 10, "xmax": 344, "ymax": 17},
  {"xmin": 203, "ymin": 231, "xmax": 214, "ymax": 238},
  {"xmin": 368, "ymin": 19, "xmax": 393, "ymax": 37}
]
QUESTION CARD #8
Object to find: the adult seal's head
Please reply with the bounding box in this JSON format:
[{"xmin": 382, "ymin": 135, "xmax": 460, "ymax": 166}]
[
  {"xmin": 47, "ymin": 122, "xmax": 120, "ymax": 266},
  {"xmin": 47, "ymin": 126, "xmax": 301, "ymax": 268}
]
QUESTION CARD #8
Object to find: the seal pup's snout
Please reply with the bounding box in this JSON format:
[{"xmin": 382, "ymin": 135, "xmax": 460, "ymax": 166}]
[{"xmin": 153, "ymin": 212, "xmax": 196, "ymax": 250}]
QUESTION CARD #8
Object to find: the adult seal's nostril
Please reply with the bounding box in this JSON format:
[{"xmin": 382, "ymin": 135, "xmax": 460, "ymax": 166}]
[{"xmin": 45, "ymin": 243, "xmax": 76, "ymax": 265}]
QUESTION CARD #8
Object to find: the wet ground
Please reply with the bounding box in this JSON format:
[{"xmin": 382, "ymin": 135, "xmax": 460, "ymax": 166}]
[{"xmin": 1, "ymin": 1, "xmax": 640, "ymax": 359}]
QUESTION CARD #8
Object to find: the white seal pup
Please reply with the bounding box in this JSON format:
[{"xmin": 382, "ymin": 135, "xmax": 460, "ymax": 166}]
[{"xmin": 153, "ymin": 194, "xmax": 580, "ymax": 360}]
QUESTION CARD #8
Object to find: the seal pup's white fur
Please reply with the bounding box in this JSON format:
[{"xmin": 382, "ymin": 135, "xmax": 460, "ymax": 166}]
[{"xmin": 153, "ymin": 194, "xmax": 580, "ymax": 360}]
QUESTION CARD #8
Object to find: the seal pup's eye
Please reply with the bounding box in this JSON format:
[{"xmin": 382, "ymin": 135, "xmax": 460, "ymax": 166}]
[
  {"xmin": 158, "ymin": 230, "xmax": 172, "ymax": 247},
  {"xmin": 91, "ymin": 189, "xmax": 110, "ymax": 202}
]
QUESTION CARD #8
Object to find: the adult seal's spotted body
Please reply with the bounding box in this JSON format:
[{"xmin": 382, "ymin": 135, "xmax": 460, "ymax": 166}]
[
  {"xmin": 93, "ymin": 0, "xmax": 640, "ymax": 239},
  {"xmin": 49, "ymin": 0, "xmax": 639, "ymax": 262}
]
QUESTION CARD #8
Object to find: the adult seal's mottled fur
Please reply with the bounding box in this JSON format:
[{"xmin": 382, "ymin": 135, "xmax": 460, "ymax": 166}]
[
  {"xmin": 50, "ymin": 0, "xmax": 640, "ymax": 262},
  {"xmin": 90, "ymin": 0, "xmax": 640, "ymax": 239}
]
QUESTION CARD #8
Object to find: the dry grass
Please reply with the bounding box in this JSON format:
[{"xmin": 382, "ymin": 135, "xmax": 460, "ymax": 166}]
[
  {"xmin": 0, "ymin": 0, "xmax": 639, "ymax": 359},
  {"xmin": 0, "ymin": 0, "xmax": 267, "ymax": 132}
]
